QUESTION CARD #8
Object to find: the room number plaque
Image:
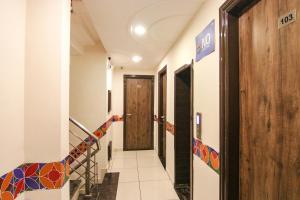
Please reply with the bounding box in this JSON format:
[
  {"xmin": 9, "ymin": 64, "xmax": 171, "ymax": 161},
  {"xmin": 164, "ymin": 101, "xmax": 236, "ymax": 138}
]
[{"xmin": 278, "ymin": 10, "xmax": 297, "ymax": 29}]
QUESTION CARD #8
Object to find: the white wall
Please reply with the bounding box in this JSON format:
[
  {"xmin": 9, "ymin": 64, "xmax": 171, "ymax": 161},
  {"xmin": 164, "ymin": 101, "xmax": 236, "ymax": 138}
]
[
  {"xmin": 24, "ymin": 0, "xmax": 70, "ymax": 199},
  {"xmin": 154, "ymin": 0, "xmax": 225, "ymax": 199},
  {"xmin": 24, "ymin": 0, "xmax": 70, "ymax": 163},
  {"xmin": 70, "ymin": 44, "xmax": 111, "ymax": 177},
  {"xmin": 1, "ymin": 0, "xmax": 70, "ymax": 199},
  {"xmin": 111, "ymin": 68, "xmax": 155, "ymax": 150},
  {"xmin": 0, "ymin": 0, "xmax": 26, "ymax": 178},
  {"xmin": 70, "ymin": 45, "xmax": 107, "ymax": 131}
]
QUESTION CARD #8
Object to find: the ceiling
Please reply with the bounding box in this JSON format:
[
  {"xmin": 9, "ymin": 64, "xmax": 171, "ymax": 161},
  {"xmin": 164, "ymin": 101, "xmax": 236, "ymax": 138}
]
[
  {"xmin": 70, "ymin": 1, "xmax": 101, "ymax": 56},
  {"xmin": 74, "ymin": 0, "xmax": 205, "ymax": 69}
]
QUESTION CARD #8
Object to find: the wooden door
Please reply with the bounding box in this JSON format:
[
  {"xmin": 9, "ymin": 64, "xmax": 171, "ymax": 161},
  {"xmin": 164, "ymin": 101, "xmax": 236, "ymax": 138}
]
[
  {"xmin": 238, "ymin": 0, "xmax": 300, "ymax": 199},
  {"xmin": 124, "ymin": 75, "xmax": 154, "ymax": 150},
  {"xmin": 158, "ymin": 67, "xmax": 167, "ymax": 167},
  {"xmin": 174, "ymin": 65, "xmax": 192, "ymax": 193}
]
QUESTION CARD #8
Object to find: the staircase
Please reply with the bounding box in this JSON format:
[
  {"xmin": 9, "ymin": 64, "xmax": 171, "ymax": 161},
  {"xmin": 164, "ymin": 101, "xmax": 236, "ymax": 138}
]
[{"xmin": 69, "ymin": 117, "xmax": 100, "ymax": 200}]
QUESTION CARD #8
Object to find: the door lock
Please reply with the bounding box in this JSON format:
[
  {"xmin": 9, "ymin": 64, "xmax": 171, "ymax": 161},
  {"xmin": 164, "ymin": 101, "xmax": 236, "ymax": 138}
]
[{"xmin": 160, "ymin": 116, "xmax": 165, "ymax": 122}]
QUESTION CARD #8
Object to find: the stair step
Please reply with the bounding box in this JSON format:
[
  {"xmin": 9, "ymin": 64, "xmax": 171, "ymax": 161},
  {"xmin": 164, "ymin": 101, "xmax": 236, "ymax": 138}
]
[
  {"xmin": 175, "ymin": 184, "xmax": 190, "ymax": 200},
  {"xmin": 98, "ymin": 173, "xmax": 119, "ymax": 200},
  {"xmin": 78, "ymin": 172, "xmax": 120, "ymax": 200}
]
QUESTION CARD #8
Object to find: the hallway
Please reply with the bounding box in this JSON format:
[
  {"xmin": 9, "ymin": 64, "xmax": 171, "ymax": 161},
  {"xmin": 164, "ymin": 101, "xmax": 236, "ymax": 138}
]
[
  {"xmin": 109, "ymin": 150, "xmax": 179, "ymax": 200},
  {"xmin": 1, "ymin": 0, "xmax": 300, "ymax": 200}
]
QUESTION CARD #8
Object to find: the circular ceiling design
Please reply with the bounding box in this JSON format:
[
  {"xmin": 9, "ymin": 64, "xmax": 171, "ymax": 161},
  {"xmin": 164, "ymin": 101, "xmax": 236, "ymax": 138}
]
[{"xmin": 84, "ymin": 0, "xmax": 205, "ymax": 68}]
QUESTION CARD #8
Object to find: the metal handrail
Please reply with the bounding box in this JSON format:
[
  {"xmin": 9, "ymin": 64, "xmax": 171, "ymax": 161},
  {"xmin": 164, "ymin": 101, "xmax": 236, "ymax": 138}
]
[
  {"xmin": 86, "ymin": 142, "xmax": 91, "ymax": 195},
  {"xmin": 70, "ymin": 148, "xmax": 99, "ymax": 173},
  {"xmin": 69, "ymin": 117, "xmax": 100, "ymax": 197},
  {"xmin": 70, "ymin": 167, "xmax": 97, "ymax": 182},
  {"xmin": 69, "ymin": 117, "xmax": 100, "ymax": 150},
  {"xmin": 69, "ymin": 130, "xmax": 97, "ymax": 151},
  {"xmin": 69, "ymin": 142, "xmax": 97, "ymax": 163}
]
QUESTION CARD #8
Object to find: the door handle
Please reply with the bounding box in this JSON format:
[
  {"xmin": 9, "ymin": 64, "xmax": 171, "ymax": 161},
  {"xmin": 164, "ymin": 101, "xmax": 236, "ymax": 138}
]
[
  {"xmin": 159, "ymin": 116, "xmax": 166, "ymax": 123},
  {"xmin": 126, "ymin": 113, "xmax": 132, "ymax": 117}
]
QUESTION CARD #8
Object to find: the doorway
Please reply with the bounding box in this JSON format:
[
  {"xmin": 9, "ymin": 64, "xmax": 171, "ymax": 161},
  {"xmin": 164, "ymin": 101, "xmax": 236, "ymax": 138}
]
[
  {"xmin": 174, "ymin": 63, "xmax": 193, "ymax": 200},
  {"xmin": 158, "ymin": 66, "xmax": 167, "ymax": 168},
  {"xmin": 124, "ymin": 75, "xmax": 154, "ymax": 151},
  {"xmin": 220, "ymin": 0, "xmax": 300, "ymax": 199}
]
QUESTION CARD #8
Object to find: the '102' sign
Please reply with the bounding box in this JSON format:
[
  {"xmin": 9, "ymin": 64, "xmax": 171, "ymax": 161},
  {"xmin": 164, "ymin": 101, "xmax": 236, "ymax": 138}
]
[{"xmin": 195, "ymin": 20, "xmax": 215, "ymax": 62}]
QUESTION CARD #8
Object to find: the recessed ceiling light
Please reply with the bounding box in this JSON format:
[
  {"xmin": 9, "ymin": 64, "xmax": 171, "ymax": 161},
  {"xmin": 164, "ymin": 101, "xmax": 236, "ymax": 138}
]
[
  {"xmin": 132, "ymin": 55, "xmax": 142, "ymax": 63},
  {"xmin": 133, "ymin": 25, "xmax": 146, "ymax": 36}
]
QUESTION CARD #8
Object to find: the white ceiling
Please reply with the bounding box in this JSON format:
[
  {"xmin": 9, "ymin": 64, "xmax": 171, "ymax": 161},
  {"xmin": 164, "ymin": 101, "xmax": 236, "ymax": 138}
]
[
  {"xmin": 80, "ymin": 0, "xmax": 205, "ymax": 69},
  {"xmin": 70, "ymin": 1, "xmax": 101, "ymax": 56}
]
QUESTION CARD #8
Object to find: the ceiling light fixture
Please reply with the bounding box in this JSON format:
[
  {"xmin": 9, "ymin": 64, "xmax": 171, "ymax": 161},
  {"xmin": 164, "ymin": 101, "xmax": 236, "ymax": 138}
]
[
  {"xmin": 132, "ymin": 55, "xmax": 143, "ymax": 63},
  {"xmin": 133, "ymin": 25, "xmax": 146, "ymax": 36}
]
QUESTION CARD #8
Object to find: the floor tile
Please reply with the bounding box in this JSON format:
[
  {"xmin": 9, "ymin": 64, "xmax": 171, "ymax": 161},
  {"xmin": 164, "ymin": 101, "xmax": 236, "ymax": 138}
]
[
  {"xmin": 112, "ymin": 150, "xmax": 179, "ymax": 200},
  {"xmin": 137, "ymin": 156, "xmax": 163, "ymax": 168},
  {"xmin": 113, "ymin": 150, "xmax": 137, "ymax": 159},
  {"xmin": 116, "ymin": 182, "xmax": 141, "ymax": 200},
  {"xmin": 140, "ymin": 180, "xmax": 179, "ymax": 200},
  {"xmin": 138, "ymin": 167, "xmax": 169, "ymax": 181},
  {"xmin": 110, "ymin": 168, "xmax": 139, "ymax": 183},
  {"xmin": 112, "ymin": 158, "xmax": 137, "ymax": 169},
  {"xmin": 136, "ymin": 150, "xmax": 158, "ymax": 158}
]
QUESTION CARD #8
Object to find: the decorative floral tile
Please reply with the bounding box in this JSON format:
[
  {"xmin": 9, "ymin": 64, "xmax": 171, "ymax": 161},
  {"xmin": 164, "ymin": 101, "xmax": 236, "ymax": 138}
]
[
  {"xmin": 0, "ymin": 157, "xmax": 70, "ymax": 200},
  {"xmin": 13, "ymin": 166, "xmax": 25, "ymax": 198},
  {"xmin": 24, "ymin": 163, "xmax": 40, "ymax": 191},
  {"xmin": 113, "ymin": 115, "xmax": 123, "ymax": 122},
  {"xmin": 0, "ymin": 114, "xmax": 121, "ymax": 199},
  {"xmin": 153, "ymin": 115, "xmax": 219, "ymax": 174},
  {"xmin": 1, "ymin": 172, "xmax": 14, "ymax": 200},
  {"xmin": 166, "ymin": 121, "xmax": 175, "ymax": 135},
  {"xmin": 153, "ymin": 115, "xmax": 174, "ymax": 135},
  {"xmin": 193, "ymin": 138, "xmax": 220, "ymax": 174},
  {"xmin": 93, "ymin": 116, "xmax": 115, "ymax": 138},
  {"xmin": 39, "ymin": 162, "xmax": 65, "ymax": 189},
  {"xmin": 70, "ymin": 115, "xmax": 122, "ymax": 164}
]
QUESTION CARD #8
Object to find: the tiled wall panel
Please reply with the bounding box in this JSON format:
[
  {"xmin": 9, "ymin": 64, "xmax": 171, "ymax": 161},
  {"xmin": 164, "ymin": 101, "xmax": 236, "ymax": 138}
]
[{"xmin": 0, "ymin": 115, "xmax": 123, "ymax": 199}]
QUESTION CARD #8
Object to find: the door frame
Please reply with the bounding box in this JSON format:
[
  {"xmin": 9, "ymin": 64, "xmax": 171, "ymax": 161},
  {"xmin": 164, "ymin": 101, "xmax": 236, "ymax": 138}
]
[
  {"xmin": 174, "ymin": 60, "xmax": 194, "ymax": 200},
  {"xmin": 219, "ymin": 0, "xmax": 261, "ymax": 200},
  {"xmin": 158, "ymin": 66, "xmax": 167, "ymax": 168},
  {"xmin": 123, "ymin": 75, "xmax": 155, "ymax": 151}
]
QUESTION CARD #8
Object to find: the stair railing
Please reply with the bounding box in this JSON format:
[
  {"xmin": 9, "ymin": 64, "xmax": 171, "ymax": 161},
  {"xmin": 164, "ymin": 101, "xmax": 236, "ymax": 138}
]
[{"xmin": 69, "ymin": 117, "xmax": 100, "ymax": 198}]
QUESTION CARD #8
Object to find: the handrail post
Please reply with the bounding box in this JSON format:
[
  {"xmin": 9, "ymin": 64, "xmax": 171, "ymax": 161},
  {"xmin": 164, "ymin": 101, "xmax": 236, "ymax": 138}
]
[{"xmin": 85, "ymin": 142, "xmax": 91, "ymax": 196}]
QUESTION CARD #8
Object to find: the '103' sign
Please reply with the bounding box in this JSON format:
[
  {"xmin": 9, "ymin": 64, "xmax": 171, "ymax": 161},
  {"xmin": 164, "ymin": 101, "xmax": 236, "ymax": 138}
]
[{"xmin": 195, "ymin": 20, "xmax": 215, "ymax": 62}]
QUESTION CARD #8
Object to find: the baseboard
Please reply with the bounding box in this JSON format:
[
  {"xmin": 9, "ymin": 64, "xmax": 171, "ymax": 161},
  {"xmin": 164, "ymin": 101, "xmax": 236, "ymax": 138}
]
[{"xmin": 166, "ymin": 168, "xmax": 174, "ymax": 184}]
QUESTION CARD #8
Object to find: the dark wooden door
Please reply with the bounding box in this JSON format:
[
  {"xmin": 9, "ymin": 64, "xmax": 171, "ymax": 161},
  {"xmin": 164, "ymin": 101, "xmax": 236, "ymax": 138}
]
[
  {"xmin": 174, "ymin": 65, "xmax": 192, "ymax": 193},
  {"xmin": 158, "ymin": 67, "xmax": 167, "ymax": 167},
  {"xmin": 239, "ymin": 0, "xmax": 300, "ymax": 199},
  {"xmin": 124, "ymin": 75, "xmax": 154, "ymax": 150}
]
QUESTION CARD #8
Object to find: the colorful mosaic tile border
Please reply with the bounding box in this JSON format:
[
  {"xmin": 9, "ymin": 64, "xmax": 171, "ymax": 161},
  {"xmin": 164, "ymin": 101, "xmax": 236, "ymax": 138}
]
[
  {"xmin": 154, "ymin": 115, "xmax": 175, "ymax": 135},
  {"xmin": 93, "ymin": 115, "xmax": 123, "ymax": 138},
  {"xmin": 0, "ymin": 158, "xmax": 70, "ymax": 200},
  {"xmin": 193, "ymin": 138, "xmax": 220, "ymax": 174},
  {"xmin": 69, "ymin": 115, "xmax": 123, "ymax": 164},
  {"xmin": 0, "ymin": 115, "xmax": 122, "ymax": 199},
  {"xmin": 154, "ymin": 115, "xmax": 219, "ymax": 174},
  {"xmin": 166, "ymin": 121, "xmax": 175, "ymax": 135}
]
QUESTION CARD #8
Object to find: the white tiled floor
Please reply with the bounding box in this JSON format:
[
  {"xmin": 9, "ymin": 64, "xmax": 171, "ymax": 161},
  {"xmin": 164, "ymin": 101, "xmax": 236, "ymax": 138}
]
[{"xmin": 109, "ymin": 150, "xmax": 179, "ymax": 200}]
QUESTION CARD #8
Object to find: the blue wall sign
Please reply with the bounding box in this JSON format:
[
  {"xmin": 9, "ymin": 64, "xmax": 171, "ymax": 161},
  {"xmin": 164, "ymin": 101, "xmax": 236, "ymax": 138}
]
[{"xmin": 195, "ymin": 20, "xmax": 215, "ymax": 62}]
